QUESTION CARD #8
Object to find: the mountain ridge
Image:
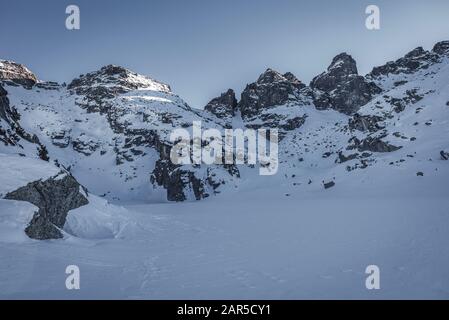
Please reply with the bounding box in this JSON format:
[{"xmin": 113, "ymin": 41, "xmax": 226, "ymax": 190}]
[{"xmin": 1, "ymin": 40, "xmax": 449, "ymax": 239}]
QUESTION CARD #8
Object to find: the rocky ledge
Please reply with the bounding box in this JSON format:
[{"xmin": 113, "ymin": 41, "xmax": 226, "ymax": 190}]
[{"xmin": 4, "ymin": 172, "xmax": 89, "ymax": 240}]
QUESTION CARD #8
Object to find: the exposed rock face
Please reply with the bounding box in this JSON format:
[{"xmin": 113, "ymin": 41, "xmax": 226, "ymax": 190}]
[
  {"xmin": 441, "ymin": 150, "xmax": 449, "ymax": 160},
  {"xmin": 348, "ymin": 114, "xmax": 385, "ymax": 132},
  {"xmin": 238, "ymin": 68, "xmax": 306, "ymax": 119},
  {"xmin": 68, "ymin": 64, "xmax": 171, "ymax": 113},
  {"xmin": 2, "ymin": 40, "xmax": 448, "ymax": 207},
  {"xmin": 383, "ymin": 88, "xmax": 424, "ymax": 113},
  {"xmin": 368, "ymin": 47, "xmax": 439, "ymax": 79},
  {"xmin": 323, "ymin": 181, "xmax": 335, "ymax": 189},
  {"xmin": 150, "ymin": 140, "xmax": 206, "ymax": 202},
  {"xmin": 65, "ymin": 64, "xmax": 238, "ymax": 202},
  {"xmin": 0, "ymin": 85, "xmax": 19, "ymax": 147},
  {"xmin": 0, "ymin": 84, "xmax": 10, "ymax": 121},
  {"xmin": 433, "ymin": 41, "xmax": 449, "ymax": 56},
  {"xmin": 204, "ymin": 89, "xmax": 237, "ymax": 126},
  {"xmin": 150, "ymin": 137, "xmax": 241, "ymax": 201},
  {"xmin": 4, "ymin": 172, "xmax": 89, "ymax": 240},
  {"xmin": 311, "ymin": 53, "xmax": 381, "ymax": 115},
  {"xmin": 0, "ymin": 60, "xmax": 38, "ymax": 89},
  {"xmin": 69, "ymin": 64, "xmax": 171, "ymax": 94},
  {"xmin": 348, "ymin": 136, "xmax": 401, "ymax": 153},
  {"xmin": 35, "ymin": 81, "xmax": 61, "ymax": 91},
  {"xmin": 0, "ymin": 84, "xmax": 42, "ymax": 150},
  {"xmin": 151, "ymin": 159, "xmax": 207, "ymax": 201},
  {"xmin": 336, "ymin": 151, "xmax": 359, "ymax": 163}
]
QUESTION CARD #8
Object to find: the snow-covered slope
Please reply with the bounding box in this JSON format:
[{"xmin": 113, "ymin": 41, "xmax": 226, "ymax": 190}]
[
  {"xmin": 0, "ymin": 41, "xmax": 448, "ymax": 298},
  {"xmin": 1, "ymin": 64, "xmax": 236, "ymax": 203},
  {"xmin": 3, "ymin": 42, "xmax": 447, "ymax": 205}
]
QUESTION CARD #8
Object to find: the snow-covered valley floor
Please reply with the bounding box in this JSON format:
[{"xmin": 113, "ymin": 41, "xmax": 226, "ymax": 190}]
[{"xmin": 1, "ymin": 170, "xmax": 448, "ymax": 300}]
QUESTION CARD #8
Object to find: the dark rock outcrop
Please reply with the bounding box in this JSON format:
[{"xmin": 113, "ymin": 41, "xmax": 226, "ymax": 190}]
[
  {"xmin": 68, "ymin": 65, "xmax": 171, "ymax": 113},
  {"xmin": 336, "ymin": 151, "xmax": 358, "ymax": 163},
  {"xmin": 152, "ymin": 162, "xmax": 206, "ymax": 201},
  {"xmin": 4, "ymin": 172, "xmax": 89, "ymax": 240},
  {"xmin": 151, "ymin": 158, "xmax": 207, "ymax": 202},
  {"xmin": 0, "ymin": 84, "xmax": 43, "ymax": 150},
  {"xmin": 348, "ymin": 136, "xmax": 402, "ymax": 153},
  {"xmin": 204, "ymin": 89, "xmax": 237, "ymax": 125},
  {"xmin": 150, "ymin": 140, "xmax": 240, "ymax": 201},
  {"xmin": 238, "ymin": 69, "xmax": 306, "ymax": 119},
  {"xmin": 323, "ymin": 181, "xmax": 335, "ymax": 189},
  {"xmin": 68, "ymin": 64, "xmax": 170, "ymax": 94},
  {"xmin": 0, "ymin": 84, "xmax": 10, "ymax": 121},
  {"xmin": 35, "ymin": 81, "xmax": 61, "ymax": 91},
  {"xmin": 441, "ymin": 150, "xmax": 449, "ymax": 160},
  {"xmin": 310, "ymin": 53, "xmax": 381, "ymax": 114},
  {"xmin": 368, "ymin": 47, "xmax": 439, "ymax": 79},
  {"xmin": 384, "ymin": 89, "xmax": 424, "ymax": 113},
  {"xmin": 348, "ymin": 114, "xmax": 385, "ymax": 132},
  {"xmin": 432, "ymin": 41, "xmax": 449, "ymax": 56},
  {"xmin": 0, "ymin": 60, "xmax": 38, "ymax": 89}
]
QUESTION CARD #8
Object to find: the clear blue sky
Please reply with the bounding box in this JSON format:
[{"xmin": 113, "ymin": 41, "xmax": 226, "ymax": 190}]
[{"xmin": 1, "ymin": 0, "xmax": 449, "ymax": 108}]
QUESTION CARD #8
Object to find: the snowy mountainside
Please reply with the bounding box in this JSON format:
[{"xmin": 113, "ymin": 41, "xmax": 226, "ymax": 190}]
[
  {"xmin": 1, "ymin": 64, "xmax": 237, "ymax": 203},
  {"xmin": 269, "ymin": 43, "xmax": 449, "ymax": 191},
  {"xmin": 201, "ymin": 41, "xmax": 449, "ymax": 195},
  {"xmin": 0, "ymin": 42, "xmax": 449, "ymax": 299},
  {"xmin": 0, "ymin": 41, "xmax": 448, "ymax": 238}
]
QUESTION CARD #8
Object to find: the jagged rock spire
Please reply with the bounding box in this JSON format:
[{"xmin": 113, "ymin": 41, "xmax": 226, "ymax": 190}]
[
  {"xmin": 204, "ymin": 89, "xmax": 237, "ymax": 125},
  {"xmin": 310, "ymin": 53, "xmax": 380, "ymax": 115},
  {"xmin": 433, "ymin": 40, "xmax": 449, "ymax": 55},
  {"xmin": 238, "ymin": 68, "xmax": 305, "ymax": 119}
]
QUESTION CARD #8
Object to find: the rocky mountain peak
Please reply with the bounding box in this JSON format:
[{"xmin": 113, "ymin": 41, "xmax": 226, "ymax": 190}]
[
  {"xmin": 238, "ymin": 69, "xmax": 306, "ymax": 119},
  {"xmin": 257, "ymin": 68, "xmax": 286, "ymax": 84},
  {"xmin": 404, "ymin": 46, "xmax": 427, "ymax": 59},
  {"xmin": 68, "ymin": 64, "xmax": 171, "ymax": 97},
  {"xmin": 256, "ymin": 68, "xmax": 304, "ymax": 88},
  {"xmin": 310, "ymin": 53, "xmax": 380, "ymax": 115},
  {"xmin": 282, "ymin": 72, "xmax": 302, "ymax": 86},
  {"xmin": 0, "ymin": 60, "xmax": 38, "ymax": 89},
  {"xmin": 328, "ymin": 52, "xmax": 358, "ymax": 75},
  {"xmin": 311, "ymin": 52, "xmax": 359, "ymax": 93},
  {"xmin": 204, "ymin": 89, "xmax": 237, "ymax": 124},
  {"xmin": 99, "ymin": 64, "xmax": 128, "ymax": 76},
  {"xmin": 432, "ymin": 40, "xmax": 449, "ymax": 55},
  {"xmin": 368, "ymin": 43, "xmax": 444, "ymax": 79}
]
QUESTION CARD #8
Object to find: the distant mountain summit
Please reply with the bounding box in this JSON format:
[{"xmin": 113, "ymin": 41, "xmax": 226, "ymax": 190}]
[
  {"xmin": 1, "ymin": 40, "xmax": 449, "ymax": 239},
  {"xmin": 0, "ymin": 60, "xmax": 38, "ymax": 88}
]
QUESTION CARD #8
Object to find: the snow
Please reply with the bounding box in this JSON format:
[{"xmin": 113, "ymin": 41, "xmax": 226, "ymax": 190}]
[
  {"xmin": 0, "ymin": 175, "xmax": 448, "ymax": 298},
  {"xmin": 1, "ymin": 50, "xmax": 449, "ymax": 299},
  {"xmin": 0, "ymin": 200, "xmax": 36, "ymax": 243},
  {"xmin": 64, "ymin": 195, "xmax": 138, "ymax": 240},
  {"xmin": 1, "ymin": 77, "xmax": 221, "ymax": 202},
  {"xmin": 0, "ymin": 154, "xmax": 61, "ymax": 197}
]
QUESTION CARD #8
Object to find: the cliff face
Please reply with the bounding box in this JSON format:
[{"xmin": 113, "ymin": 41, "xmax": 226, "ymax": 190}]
[{"xmin": 310, "ymin": 53, "xmax": 381, "ymax": 115}]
